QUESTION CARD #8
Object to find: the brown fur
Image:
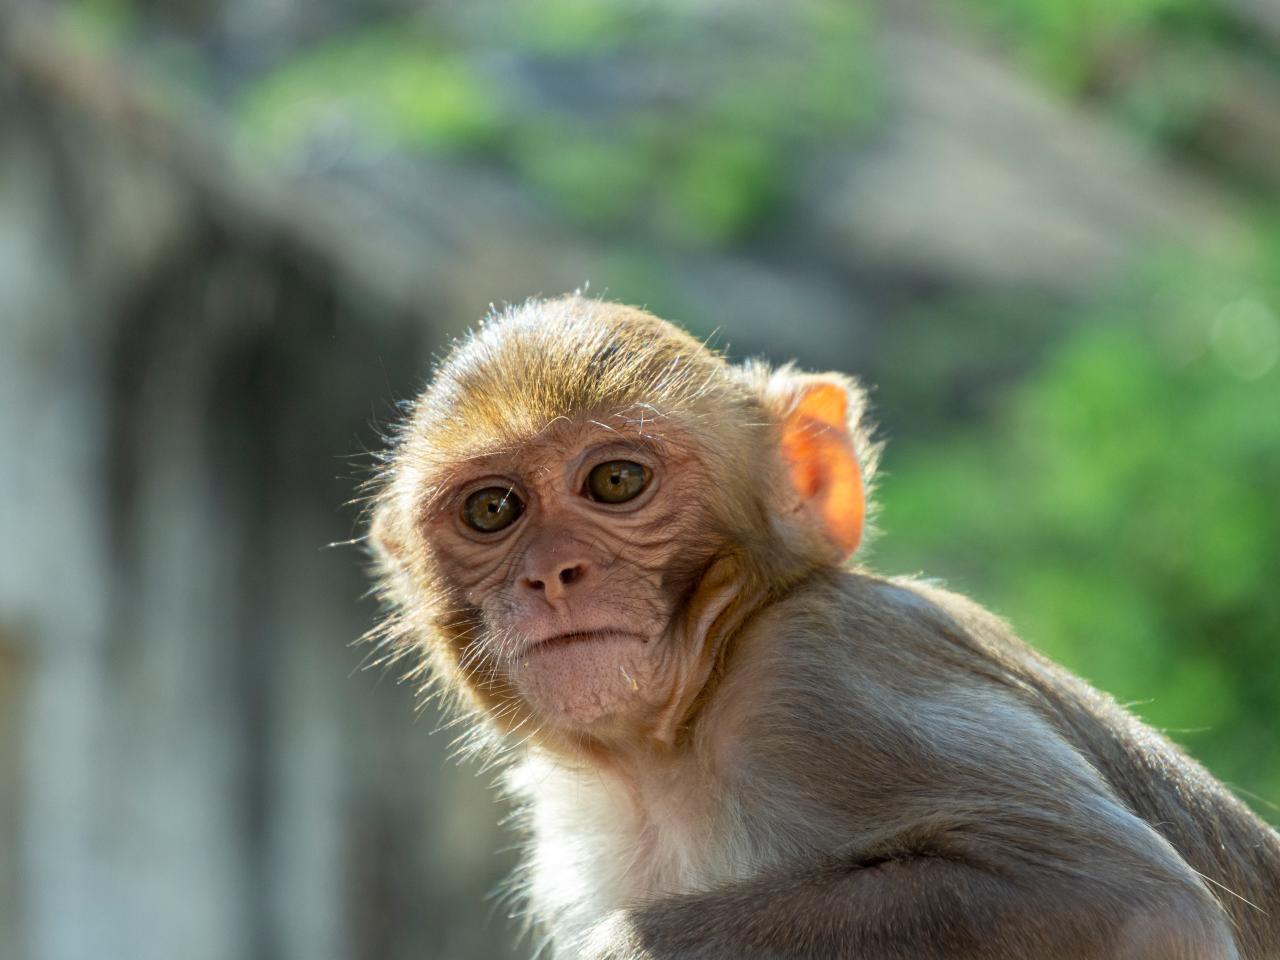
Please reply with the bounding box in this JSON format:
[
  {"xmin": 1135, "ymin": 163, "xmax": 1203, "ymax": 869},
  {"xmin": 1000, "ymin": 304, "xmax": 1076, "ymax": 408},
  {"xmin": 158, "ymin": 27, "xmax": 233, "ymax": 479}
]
[{"xmin": 366, "ymin": 295, "xmax": 1280, "ymax": 959}]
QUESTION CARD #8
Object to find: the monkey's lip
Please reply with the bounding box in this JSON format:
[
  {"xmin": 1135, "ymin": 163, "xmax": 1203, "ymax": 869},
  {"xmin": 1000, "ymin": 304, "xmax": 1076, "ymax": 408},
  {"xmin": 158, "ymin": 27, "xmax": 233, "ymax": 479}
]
[{"xmin": 522, "ymin": 629, "xmax": 648, "ymax": 655}]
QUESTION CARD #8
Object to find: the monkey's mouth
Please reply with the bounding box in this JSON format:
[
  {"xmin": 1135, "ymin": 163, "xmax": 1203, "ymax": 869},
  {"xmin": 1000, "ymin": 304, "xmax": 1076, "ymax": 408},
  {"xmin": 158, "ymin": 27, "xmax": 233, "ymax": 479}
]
[
  {"xmin": 524, "ymin": 629, "xmax": 647, "ymax": 654},
  {"xmin": 514, "ymin": 630, "xmax": 654, "ymax": 726}
]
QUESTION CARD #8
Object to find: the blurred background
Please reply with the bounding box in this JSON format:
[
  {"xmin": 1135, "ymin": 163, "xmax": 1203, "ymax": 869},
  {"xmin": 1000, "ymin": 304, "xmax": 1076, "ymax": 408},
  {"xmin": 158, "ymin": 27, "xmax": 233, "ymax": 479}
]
[{"xmin": 1, "ymin": 0, "xmax": 1278, "ymax": 957}]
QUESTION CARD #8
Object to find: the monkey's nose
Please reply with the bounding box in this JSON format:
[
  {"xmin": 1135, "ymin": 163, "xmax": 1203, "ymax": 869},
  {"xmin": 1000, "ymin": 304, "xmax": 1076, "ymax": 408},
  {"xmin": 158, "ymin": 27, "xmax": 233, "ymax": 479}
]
[{"xmin": 522, "ymin": 562, "xmax": 589, "ymax": 602}]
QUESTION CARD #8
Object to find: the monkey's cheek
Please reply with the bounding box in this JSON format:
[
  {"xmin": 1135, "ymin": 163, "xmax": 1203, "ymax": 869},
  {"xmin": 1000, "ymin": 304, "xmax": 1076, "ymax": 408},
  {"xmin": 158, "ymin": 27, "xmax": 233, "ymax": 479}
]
[{"xmin": 512, "ymin": 637, "xmax": 657, "ymax": 727}]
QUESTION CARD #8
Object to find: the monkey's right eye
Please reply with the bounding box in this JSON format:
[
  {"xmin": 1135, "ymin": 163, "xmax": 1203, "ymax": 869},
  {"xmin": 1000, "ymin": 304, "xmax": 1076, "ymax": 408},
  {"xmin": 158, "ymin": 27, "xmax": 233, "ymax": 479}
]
[{"xmin": 462, "ymin": 487, "xmax": 524, "ymax": 533}]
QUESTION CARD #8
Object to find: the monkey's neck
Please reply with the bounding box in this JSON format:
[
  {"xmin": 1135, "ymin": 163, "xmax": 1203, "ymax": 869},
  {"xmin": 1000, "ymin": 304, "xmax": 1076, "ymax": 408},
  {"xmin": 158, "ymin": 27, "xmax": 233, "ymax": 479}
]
[{"xmin": 652, "ymin": 553, "xmax": 825, "ymax": 749}]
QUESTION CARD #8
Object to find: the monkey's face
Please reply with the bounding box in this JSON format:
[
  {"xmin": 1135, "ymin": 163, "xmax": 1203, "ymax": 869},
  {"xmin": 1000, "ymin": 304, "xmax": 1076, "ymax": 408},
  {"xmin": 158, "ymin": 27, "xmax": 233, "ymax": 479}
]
[
  {"xmin": 420, "ymin": 420, "xmax": 727, "ymax": 743},
  {"xmin": 372, "ymin": 296, "xmax": 868, "ymax": 753}
]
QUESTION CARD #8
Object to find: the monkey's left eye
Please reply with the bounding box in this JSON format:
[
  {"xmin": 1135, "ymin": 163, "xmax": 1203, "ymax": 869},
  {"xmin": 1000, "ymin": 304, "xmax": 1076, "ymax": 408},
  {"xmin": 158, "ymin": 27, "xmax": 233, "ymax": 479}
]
[
  {"xmin": 462, "ymin": 487, "xmax": 525, "ymax": 533},
  {"xmin": 585, "ymin": 461, "xmax": 651, "ymax": 504}
]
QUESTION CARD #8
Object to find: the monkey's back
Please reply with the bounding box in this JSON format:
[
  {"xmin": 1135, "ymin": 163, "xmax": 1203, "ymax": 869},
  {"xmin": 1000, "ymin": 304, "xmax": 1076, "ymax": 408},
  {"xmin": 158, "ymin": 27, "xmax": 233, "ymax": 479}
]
[{"xmin": 891, "ymin": 575, "xmax": 1280, "ymax": 959}]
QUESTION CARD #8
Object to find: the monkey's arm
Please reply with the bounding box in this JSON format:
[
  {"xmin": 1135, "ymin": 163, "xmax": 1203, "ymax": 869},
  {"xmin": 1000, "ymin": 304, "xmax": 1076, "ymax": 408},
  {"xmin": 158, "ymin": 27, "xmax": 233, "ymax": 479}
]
[{"xmin": 579, "ymin": 819, "xmax": 1239, "ymax": 960}]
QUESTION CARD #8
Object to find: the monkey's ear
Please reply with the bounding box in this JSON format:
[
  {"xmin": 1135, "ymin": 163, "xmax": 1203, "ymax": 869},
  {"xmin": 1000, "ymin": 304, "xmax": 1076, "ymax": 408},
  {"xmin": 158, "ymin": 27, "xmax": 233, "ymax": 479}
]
[{"xmin": 774, "ymin": 376, "xmax": 865, "ymax": 560}]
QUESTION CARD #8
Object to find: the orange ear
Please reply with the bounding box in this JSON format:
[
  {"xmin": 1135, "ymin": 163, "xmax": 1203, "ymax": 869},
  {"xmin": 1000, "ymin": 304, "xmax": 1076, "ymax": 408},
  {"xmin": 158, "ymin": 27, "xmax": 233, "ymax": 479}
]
[{"xmin": 778, "ymin": 380, "xmax": 864, "ymax": 559}]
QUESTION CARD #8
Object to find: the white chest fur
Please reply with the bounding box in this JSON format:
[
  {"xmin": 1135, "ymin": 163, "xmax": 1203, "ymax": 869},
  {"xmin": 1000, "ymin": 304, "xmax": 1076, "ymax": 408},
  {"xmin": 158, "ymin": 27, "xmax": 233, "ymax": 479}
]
[{"xmin": 509, "ymin": 751, "xmax": 750, "ymax": 950}]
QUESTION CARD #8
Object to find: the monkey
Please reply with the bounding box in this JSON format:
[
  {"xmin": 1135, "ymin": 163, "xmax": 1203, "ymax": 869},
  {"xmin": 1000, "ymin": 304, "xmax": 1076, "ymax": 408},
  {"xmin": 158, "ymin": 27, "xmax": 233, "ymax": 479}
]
[{"xmin": 366, "ymin": 294, "xmax": 1280, "ymax": 960}]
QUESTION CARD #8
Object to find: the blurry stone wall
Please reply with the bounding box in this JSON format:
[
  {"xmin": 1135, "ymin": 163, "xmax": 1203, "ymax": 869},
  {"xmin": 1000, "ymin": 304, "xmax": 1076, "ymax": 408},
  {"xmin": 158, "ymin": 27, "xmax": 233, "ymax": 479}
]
[{"xmin": 0, "ymin": 22, "xmax": 517, "ymax": 960}]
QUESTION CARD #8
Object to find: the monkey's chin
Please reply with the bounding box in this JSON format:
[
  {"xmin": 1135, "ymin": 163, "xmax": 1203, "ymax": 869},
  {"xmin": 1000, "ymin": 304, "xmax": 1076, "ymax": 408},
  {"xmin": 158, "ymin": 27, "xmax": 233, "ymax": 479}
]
[{"xmin": 513, "ymin": 632, "xmax": 657, "ymax": 728}]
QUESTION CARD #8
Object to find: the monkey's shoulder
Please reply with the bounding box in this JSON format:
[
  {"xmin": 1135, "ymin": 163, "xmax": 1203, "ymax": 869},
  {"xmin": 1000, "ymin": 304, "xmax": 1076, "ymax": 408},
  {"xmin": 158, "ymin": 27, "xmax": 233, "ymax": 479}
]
[
  {"xmin": 760, "ymin": 571, "xmax": 1186, "ymax": 766},
  {"xmin": 719, "ymin": 572, "xmax": 1079, "ymax": 761},
  {"xmin": 763, "ymin": 569, "xmax": 1054, "ymax": 689},
  {"xmin": 719, "ymin": 570, "xmax": 1175, "ymax": 804}
]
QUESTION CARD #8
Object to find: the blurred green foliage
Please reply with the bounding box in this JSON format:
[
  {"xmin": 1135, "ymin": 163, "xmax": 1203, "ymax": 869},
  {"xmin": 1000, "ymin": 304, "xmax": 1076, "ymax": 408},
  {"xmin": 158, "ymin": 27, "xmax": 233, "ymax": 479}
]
[
  {"xmin": 964, "ymin": 0, "xmax": 1215, "ymax": 90},
  {"xmin": 241, "ymin": 30, "xmax": 506, "ymax": 153},
  {"xmin": 958, "ymin": 0, "xmax": 1280, "ymax": 183},
  {"xmin": 876, "ymin": 241, "xmax": 1280, "ymax": 817},
  {"xmin": 236, "ymin": 0, "xmax": 876, "ymax": 246}
]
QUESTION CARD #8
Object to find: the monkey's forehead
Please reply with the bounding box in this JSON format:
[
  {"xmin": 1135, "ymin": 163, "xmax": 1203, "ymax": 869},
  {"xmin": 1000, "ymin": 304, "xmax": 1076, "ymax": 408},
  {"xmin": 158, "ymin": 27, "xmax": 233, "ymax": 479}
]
[
  {"xmin": 406, "ymin": 403, "xmax": 698, "ymax": 477},
  {"xmin": 409, "ymin": 299, "xmax": 750, "ymax": 456}
]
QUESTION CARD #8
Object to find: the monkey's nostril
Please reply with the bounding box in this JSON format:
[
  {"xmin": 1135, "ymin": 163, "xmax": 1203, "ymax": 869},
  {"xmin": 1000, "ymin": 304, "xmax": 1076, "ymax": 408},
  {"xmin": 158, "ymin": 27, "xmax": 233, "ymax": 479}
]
[{"xmin": 524, "ymin": 565, "xmax": 584, "ymax": 595}]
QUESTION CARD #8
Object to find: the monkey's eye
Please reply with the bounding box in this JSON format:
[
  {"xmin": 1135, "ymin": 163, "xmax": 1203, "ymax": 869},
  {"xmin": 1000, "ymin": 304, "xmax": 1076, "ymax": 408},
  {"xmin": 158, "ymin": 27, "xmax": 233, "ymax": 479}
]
[
  {"xmin": 585, "ymin": 461, "xmax": 650, "ymax": 504},
  {"xmin": 462, "ymin": 487, "xmax": 524, "ymax": 533}
]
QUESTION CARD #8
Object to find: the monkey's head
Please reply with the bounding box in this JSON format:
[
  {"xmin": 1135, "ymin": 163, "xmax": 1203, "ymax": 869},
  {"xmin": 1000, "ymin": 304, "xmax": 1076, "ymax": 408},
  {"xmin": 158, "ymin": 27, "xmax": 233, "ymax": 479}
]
[{"xmin": 369, "ymin": 295, "xmax": 874, "ymax": 756}]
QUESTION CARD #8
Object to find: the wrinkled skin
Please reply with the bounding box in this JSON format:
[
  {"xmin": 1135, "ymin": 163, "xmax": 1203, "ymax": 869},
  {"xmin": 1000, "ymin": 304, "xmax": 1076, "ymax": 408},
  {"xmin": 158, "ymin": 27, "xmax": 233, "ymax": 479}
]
[{"xmin": 419, "ymin": 421, "xmax": 730, "ymax": 747}]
